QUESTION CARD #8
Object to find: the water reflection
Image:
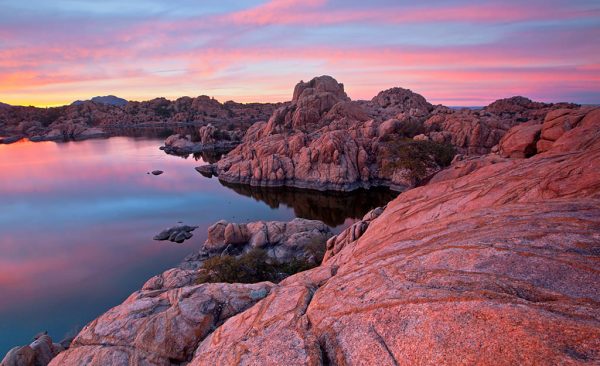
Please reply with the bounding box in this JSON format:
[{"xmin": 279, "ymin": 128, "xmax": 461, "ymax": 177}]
[
  {"xmin": 220, "ymin": 182, "xmax": 397, "ymax": 227},
  {"xmin": 0, "ymin": 137, "xmax": 397, "ymax": 355}
]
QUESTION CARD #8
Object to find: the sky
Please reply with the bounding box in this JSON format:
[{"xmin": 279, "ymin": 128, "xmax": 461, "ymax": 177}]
[{"xmin": 0, "ymin": 0, "xmax": 599, "ymax": 107}]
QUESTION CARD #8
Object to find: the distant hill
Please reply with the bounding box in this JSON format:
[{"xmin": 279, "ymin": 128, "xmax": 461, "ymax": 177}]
[
  {"xmin": 0, "ymin": 101, "xmax": 11, "ymax": 108},
  {"xmin": 72, "ymin": 95, "xmax": 128, "ymax": 107}
]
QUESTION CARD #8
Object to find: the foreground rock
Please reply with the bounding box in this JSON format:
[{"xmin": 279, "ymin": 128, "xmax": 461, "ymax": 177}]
[
  {"xmin": 47, "ymin": 218, "xmax": 333, "ymax": 365},
  {"xmin": 49, "ymin": 282, "xmax": 273, "ymax": 365},
  {"xmin": 153, "ymin": 224, "xmax": 198, "ymax": 243},
  {"xmin": 1, "ymin": 333, "xmax": 63, "ymax": 366},
  {"xmin": 189, "ymin": 106, "xmax": 600, "ymax": 364}
]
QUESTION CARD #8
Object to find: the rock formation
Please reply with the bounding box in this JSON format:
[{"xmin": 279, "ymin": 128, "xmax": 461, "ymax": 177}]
[
  {"xmin": 49, "ymin": 282, "xmax": 273, "ymax": 365},
  {"xmin": 206, "ymin": 76, "xmax": 453, "ymax": 192},
  {"xmin": 201, "ymin": 76, "xmax": 580, "ymax": 192},
  {"xmin": 160, "ymin": 124, "xmax": 244, "ymax": 155},
  {"xmin": 181, "ymin": 218, "xmax": 333, "ymax": 269},
  {"xmin": 43, "ymin": 105, "xmax": 600, "ymax": 365}
]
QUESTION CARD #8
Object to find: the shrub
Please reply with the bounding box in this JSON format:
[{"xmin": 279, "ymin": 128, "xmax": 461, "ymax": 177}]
[
  {"xmin": 396, "ymin": 119, "xmax": 424, "ymax": 138},
  {"xmin": 197, "ymin": 248, "xmax": 321, "ymax": 284},
  {"xmin": 378, "ymin": 139, "xmax": 456, "ymax": 183}
]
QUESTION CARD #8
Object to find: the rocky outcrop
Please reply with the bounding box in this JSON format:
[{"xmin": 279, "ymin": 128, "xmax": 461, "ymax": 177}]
[
  {"xmin": 322, "ymin": 206, "xmax": 385, "ymax": 263},
  {"xmin": 207, "ymin": 76, "xmax": 452, "ymax": 192},
  {"xmin": 421, "ymin": 97, "xmax": 570, "ymax": 155},
  {"xmin": 1, "ymin": 334, "xmax": 64, "ymax": 366},
  {"xmin": 536, "ymin": 107, "xmax": 599, "ymax": 153},
  {"xmin": 161, "ymin": 124, "xmax": 244, "ymax": 155},
  {"xmin": 182, "ymin": 218, "xmax": 333, "ymax": 268},
  {"xmin": 153, "ymin": 224, "xmax": 198, "ymax": 243},
  {"xmin": 160, "ymin": 134, "xmax": 200, "ymax": 155}
]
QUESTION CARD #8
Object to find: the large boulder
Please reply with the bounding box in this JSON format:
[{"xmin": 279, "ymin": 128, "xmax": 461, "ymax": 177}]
[
  {"xmin": 498, "ymin": 120, "xmax": 542, "ymax": 158},
  {"xmin": 202, "ymin": 218, "xmax": 333, "ymax": 262},
  {"xmin": 536, "ymin": 107, "xmax": 597, "ymax": 153}
]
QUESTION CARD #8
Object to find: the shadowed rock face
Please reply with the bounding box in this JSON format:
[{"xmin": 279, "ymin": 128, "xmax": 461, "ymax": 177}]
[
  {"xmin": 48, "ymin": 282, "xmax": 274, "ymax": 365},
  {"xmin": 220, "ymin": 182, "xmax": 397, "ymax": 227}
]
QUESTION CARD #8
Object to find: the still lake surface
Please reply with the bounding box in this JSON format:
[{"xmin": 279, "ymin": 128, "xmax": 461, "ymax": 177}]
[{"xmin": 0, "ymin": 137, "xmax": 395, "ymax": 354}]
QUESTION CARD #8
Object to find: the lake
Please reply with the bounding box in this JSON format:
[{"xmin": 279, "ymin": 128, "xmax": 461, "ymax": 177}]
[{"xmin": 0, "ymin": 137, "xmax": 395, "ymax": 355}]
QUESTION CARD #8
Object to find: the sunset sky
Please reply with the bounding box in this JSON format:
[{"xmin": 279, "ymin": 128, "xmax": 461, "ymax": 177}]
[{"xmin": 1, "ymin": 0, "xmax": 599, "ymax": 107}]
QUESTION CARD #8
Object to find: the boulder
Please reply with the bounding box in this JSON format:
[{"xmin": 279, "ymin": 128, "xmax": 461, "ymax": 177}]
[
  {"xmin": 536, "ymin": 107, "xmax": 595, "ymax": 153},
  {"xmin": 498, "ymin": 120, "xmax": 542, "ymax": 158},
  {"xmin": 201, "ymin": 218, "xmax": 333, "ymax": 263}
]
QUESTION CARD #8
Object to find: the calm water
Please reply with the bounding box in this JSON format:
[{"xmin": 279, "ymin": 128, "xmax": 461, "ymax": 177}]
[{"xmin": 0, "ymin": 137, "xmax": 394, "ymax": 355}]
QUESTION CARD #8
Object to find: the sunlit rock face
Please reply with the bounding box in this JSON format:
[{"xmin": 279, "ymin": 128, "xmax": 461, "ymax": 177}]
[{"xmin": 187, "ymin": 106, "xmax": 600, "ymax": 365}]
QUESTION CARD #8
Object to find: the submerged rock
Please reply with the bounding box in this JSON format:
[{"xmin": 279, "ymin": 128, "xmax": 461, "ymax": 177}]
[{"xmin": 153, "ymin": 224, "xmax": 198, "ymax": 243}]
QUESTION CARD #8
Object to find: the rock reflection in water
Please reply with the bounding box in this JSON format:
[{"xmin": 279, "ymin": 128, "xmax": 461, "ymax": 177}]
[{"xmin": 220, "ymin": 181, "xmax": 398, "ymax": 227}]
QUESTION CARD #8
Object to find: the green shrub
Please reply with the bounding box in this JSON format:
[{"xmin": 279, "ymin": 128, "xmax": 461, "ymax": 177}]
[
  {"xmin": 378, "ymin": 139, "xmax": 455, "ymax": 183},
  {"xmin": 197, "ymin": 248, "xmax": 322, "ymax": 284}
]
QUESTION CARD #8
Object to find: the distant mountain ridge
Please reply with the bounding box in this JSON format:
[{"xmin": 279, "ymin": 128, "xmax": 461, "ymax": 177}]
[
  {"xmin": 72, "ymin": 95, "xmax": 128, "ymax": 106},
  {"xmin": 0, "ymin": 101, "xmax": 11, "ymax": 108}
]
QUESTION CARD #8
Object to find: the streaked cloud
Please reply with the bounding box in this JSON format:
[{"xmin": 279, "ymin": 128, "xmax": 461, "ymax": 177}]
[{"xmin": 0, "ymin": 0, "xmax": 598, "ymax": 106}]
